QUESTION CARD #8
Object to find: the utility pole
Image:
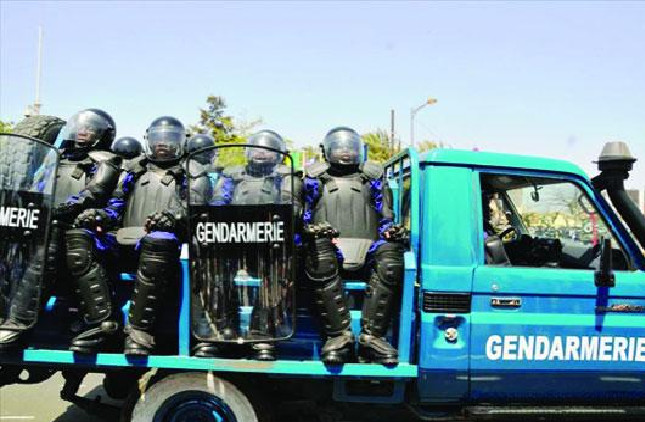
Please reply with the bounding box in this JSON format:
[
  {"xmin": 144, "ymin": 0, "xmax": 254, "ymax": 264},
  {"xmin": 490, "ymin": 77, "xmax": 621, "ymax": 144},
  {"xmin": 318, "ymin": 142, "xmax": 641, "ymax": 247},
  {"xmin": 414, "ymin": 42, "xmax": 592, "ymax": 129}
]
[
  {"xmin": 34, "ymin": 26, "xmax": 43, "ymax": 115},
  {"xmin": 24, "ymin": 26, "xmax": 44, "ymax": 117},
  {"xmin": 390, "ymin": 109, "xmax": 395, "ymax": 152}
]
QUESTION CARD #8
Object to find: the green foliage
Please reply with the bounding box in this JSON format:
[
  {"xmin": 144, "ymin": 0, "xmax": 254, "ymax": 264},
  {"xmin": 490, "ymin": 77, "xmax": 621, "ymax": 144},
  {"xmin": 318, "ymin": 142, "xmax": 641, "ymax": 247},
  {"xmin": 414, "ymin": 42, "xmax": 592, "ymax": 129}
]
[
  {"xmin": 191, "ymin": 95, "xmax": 253, "ymax": 167},
  {"xmin": 302, "ymin": 145, "xmax": 322, "ymax": 164},
  {"xmin": 362, "ymin": 129, "xmax": 396, "ymax": 163},
  {"xmin": 417, "ymin": 140, "xmax": 439, "ymax": 153},
  {"xmin": 0, "ymin": 120, "xmax": 13, "ymax": 133}
]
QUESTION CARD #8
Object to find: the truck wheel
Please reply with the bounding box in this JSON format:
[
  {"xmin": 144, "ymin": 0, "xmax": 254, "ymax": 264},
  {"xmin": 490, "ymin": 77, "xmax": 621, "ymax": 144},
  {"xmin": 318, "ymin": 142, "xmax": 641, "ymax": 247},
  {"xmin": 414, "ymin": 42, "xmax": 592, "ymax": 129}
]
[
  {"xmin": 129, "ymin": 372, "xmax": 258, "ymax": 422},
  {"xmin": 12, "ymin": 115, "xmax": 65, "ymax": 145}
]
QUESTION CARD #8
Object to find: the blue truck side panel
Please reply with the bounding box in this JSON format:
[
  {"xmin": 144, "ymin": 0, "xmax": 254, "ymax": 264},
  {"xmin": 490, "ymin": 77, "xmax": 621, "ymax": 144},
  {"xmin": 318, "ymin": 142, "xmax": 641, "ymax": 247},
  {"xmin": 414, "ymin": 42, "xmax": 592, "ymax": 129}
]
[{"xmin": 417, "ymin": 165, "xmax": 477, "ymax": 402}]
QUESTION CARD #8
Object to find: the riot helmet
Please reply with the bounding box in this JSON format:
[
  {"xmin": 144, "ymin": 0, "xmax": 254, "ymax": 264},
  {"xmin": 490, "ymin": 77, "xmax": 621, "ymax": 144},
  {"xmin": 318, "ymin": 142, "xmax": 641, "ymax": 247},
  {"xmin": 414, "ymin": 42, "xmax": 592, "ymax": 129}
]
[
  {"xmin": 186, "ymin": 134, "xmax": 216, "ymax": 164},
  {"xmin": 322, "ymin": 127, "xmax": 364, "ymax": 167},
  {"xmin": 145, "ymin": 116, "xmax": 185, "ymax": 162},
  {"xmin": 246, "ymin": 130, "xmax": 286, "ymax": 174},
  {"xmin": 112, "ymin": 136, "xmax": 142, "ymax": 159},
  {"xmin": 60, "ymin": 109, "xmax": 116, "ymax": 152}
]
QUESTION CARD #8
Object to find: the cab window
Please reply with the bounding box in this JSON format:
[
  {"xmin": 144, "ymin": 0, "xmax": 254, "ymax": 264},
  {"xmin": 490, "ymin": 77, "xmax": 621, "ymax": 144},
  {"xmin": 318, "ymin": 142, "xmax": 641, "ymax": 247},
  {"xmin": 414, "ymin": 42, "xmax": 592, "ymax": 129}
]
[{"xmin": 480, "ymin": 173, "xmax": 629, "ymax": 270}]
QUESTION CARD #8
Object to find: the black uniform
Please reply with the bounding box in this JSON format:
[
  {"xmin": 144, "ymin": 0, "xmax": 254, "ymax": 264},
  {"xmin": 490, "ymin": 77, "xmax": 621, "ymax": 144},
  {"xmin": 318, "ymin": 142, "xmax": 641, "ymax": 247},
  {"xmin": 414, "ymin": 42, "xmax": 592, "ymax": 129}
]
[
  {"xmin": 107, "ymin": 116, "xmax": 210, "ymax": 356},
  {"xmin": 302, "ymin": 127, "xmax": 404, "ymax": 365},
  {"xmin": 0, "ymin": 109, "xmax": 120, "ymax": 350},
  {"xmin": 193, "ymin": 130, "xmax": 301, "ymax": 360}
]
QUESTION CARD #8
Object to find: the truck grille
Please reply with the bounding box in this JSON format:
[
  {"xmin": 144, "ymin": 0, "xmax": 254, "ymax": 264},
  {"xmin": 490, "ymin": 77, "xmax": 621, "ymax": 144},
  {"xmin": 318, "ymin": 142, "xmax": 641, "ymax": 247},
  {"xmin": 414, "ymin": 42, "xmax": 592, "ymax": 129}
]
[{"xmin": 422, "ymin": 292, "xmax": 471, "ymax": 313}]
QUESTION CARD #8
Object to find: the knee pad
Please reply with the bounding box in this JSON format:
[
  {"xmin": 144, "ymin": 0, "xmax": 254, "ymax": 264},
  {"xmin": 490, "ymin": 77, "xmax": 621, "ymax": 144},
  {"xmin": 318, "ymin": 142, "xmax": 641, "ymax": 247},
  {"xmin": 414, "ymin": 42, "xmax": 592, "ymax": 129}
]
[
  {"xmin": 66, "ymin": 229, "xmax": 96, "ymax": 277},
  {"xmin": 138, "ymin": 233, "xmax": 180, "ymax": 281},
  {"xmin": 304, "ymin": 238, "xmax": 340, "ymax": 284},
  {"xmin": 373, "ymin": 243, "xmax": 404, "ymax": 287},
  {"xmin": 45, "ymin": 226, "xmax": 64, "ymax": 273}
]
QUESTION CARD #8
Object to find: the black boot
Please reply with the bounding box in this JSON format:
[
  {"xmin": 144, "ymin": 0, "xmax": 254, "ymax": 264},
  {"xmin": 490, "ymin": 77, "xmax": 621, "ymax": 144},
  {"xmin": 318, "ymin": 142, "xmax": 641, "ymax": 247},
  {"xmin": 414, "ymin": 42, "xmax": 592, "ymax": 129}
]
[
  {"xmin": 315, "ymin": 275, "xmax": 355, "ymax": 365},
  {"xmin": 192, "ymin": 265, "xmax": 239, "ymax": 358},
  {"xmin": 0, "ymin": 260, "xmax": 43, "ymax": 350},
  {"xmin": 249, "ymin": 307, "xmax": 276, "ymax": 361},
  {"xmin": 124, "ymin": 234, "xmax": 179, "ymax": 356},
  {"xmin": 305, "ymin": 237, "xmax": 354, "ymax": 365},
  {"xmin": 358, "ymin": 244, "xmax": 403, "ymax": 365},
  {"xmin": 66, "ymin": 230, "xmax": 117, "ymax": 354}
]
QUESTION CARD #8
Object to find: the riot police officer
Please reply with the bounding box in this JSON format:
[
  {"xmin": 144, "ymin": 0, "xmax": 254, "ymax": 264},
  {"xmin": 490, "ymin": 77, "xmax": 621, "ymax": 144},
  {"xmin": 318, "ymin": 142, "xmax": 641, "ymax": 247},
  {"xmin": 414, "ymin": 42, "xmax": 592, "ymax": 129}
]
[
  {"xmin": 0, "ymin": 109, "xmax": 121, "ymax": 350},
  {"xmin": 303, "ymin": 127, "xmax": 405, "ymax": 365},
  {"xmin": 184, "ymin": 133, "xmax": 216, "ymax": 175},
  {"xmin": 193, "ymin": 130, "xmax": 301, "ymax": 360},
  {"xmin": 112, "ymin": 136, "xmax": 142, "ymax": 160},
  {"xmin": 75, "ymin": 116, "xmax": 210, "ymax": 355}
]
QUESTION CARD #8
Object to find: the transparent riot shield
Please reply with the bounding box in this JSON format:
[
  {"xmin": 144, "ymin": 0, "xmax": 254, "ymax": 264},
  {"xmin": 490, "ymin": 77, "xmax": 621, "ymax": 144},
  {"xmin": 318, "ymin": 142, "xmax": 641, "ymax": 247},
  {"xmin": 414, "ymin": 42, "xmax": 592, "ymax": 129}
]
[
  {"xmin": 0, "ymin": 134, "xmax": 58, "ymax": 325},
  {"xmin": 187, "ymin": 144, "xmax": 295, "ymax": 344}
]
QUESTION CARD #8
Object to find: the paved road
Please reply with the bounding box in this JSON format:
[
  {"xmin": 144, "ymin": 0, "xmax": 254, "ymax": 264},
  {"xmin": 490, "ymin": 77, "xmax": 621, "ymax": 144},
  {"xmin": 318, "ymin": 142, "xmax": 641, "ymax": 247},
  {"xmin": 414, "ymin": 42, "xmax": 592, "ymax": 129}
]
[
  {"xmin": 0, "ymin": 373, "xmax": 121, "ymax": 422},
  {"xmin": 0, "ymin": 372, "xmax": 421, "ymax": 422}
]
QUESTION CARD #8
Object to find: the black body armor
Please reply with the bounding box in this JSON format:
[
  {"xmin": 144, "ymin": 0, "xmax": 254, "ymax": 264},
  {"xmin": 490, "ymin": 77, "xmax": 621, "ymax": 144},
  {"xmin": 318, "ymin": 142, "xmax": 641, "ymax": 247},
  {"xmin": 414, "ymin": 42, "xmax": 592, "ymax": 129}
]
[
  {"xmin": 122, "ymin": 163, "xmax": 185, "ymax": 228},
  {"xmin": 306, "ymin": 161, "xmax": 385, "ymax": 271}
]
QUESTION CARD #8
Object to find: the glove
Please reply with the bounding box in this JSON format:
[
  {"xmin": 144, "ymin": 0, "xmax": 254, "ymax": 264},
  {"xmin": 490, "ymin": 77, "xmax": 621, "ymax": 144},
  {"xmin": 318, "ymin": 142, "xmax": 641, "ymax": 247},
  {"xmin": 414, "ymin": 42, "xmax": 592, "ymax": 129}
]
[
  {"xmin": 303, "ymin": 222, "xmax": 339, "ymax": 240},
  {"xmin": 52, "ymin": 202, "xmax": 82, "ymax": 224},
  {"xmin": 145, "ymin": 211, "xmax": 177, "ymax": 233},
  {"xmin": 383, "ymin": 224, "xmax": 409, "ymax": 244},
  {"xmin": 74, "ymin": 209, "xmax": 110, "ymax": 232}
]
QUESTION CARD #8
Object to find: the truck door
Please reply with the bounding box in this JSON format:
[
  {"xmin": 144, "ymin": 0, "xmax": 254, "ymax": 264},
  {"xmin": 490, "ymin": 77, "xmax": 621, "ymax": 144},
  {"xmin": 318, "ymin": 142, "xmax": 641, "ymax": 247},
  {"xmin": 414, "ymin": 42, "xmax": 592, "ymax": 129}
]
[{"xmin": 470, "ymin": 171, "xmax": 645, "ymax": 401}]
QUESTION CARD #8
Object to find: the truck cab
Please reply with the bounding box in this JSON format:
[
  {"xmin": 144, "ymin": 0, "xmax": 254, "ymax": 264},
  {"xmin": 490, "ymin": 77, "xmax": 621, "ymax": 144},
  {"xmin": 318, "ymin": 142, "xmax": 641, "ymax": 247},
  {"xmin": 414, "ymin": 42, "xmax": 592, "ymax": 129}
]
[{"xmin": 414, "ymin": 148, "xmax": 645, "ymax": 407}]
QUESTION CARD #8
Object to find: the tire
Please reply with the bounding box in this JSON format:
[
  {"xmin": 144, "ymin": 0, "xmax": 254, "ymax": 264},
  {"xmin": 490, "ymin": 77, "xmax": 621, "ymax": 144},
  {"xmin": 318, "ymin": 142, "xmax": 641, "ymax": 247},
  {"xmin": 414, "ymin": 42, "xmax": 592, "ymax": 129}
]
[
  {"xmin": 129, "ymin": 372, "xmax": 259, "ymax": 422},
  {"xmin": 12, "ymin": 115, "xmax": 65, "ymax": 145}
]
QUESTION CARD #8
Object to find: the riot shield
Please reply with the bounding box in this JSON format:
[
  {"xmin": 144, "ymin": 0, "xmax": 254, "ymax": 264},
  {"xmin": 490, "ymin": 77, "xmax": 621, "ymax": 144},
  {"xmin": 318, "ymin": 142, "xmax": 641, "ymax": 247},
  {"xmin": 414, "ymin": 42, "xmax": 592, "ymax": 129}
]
[
  {"xmin": 0, "ymin": 134, "xmax": 58, "ymax": 325},
  {"xmin": 187, "ymin": 144, "xmax": 295, "ymax": 344}
]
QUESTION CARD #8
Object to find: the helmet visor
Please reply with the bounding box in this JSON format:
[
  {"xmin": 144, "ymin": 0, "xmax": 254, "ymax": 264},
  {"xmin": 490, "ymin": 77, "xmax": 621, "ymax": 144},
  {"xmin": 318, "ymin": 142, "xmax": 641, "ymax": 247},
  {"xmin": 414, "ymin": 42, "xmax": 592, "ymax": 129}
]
[
  {"xmin": 324, "ymin": 130, "xmax": 363, "ymax": 165},
  {"xmin": 246, "ymin": 132, "xmax": 285, "ymax": 165},
  {"xmin": 146, "ymin": 127, "xmax": 184, "ymax": 161},
  {"xmin": 61, "ymin": 110, "xmax": 110, "ymax": 148}
]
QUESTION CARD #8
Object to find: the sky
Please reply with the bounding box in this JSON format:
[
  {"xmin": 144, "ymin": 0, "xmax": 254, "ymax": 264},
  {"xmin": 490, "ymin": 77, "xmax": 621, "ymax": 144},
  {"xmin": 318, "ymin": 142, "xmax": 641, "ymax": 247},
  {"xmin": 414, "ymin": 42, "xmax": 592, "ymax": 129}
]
[{"xmin": 1, "ymin": 1, "xmax": 644, "ymax": 189}]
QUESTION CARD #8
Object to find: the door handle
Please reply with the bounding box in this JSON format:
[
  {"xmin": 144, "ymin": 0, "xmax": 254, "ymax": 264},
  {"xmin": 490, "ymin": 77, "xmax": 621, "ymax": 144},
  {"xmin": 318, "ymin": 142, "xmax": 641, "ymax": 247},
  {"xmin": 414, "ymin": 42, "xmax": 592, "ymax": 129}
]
[{"xmin": 491, "ymin": 297, "xmax": 522, "ymax": 308}]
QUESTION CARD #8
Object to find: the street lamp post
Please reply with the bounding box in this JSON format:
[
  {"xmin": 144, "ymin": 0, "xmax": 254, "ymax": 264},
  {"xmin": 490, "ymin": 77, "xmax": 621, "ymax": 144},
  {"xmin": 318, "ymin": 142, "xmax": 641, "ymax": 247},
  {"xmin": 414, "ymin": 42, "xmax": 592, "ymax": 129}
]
[{"xmin": 409, "ymin": 97, "xmax": 437, "ymax": 147}]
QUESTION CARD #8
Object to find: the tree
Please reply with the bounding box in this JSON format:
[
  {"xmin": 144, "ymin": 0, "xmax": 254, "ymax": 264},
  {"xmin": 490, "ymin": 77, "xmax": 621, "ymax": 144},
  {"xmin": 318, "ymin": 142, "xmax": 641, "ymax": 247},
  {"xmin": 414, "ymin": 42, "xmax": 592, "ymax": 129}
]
[
  {"xmin": 0, "ymin": 120, "xmax": 13, "ymax": 133},
  {"xmin": 191, "ymin": 95, "xmax": 238, "ymax": 143},
  {"xmin": 191, "ymin": 95, "xmax": 263, "ymax": 166},
  {"xmin": 362, "ymin": 129, "xmax": 396, "ymax": 163},
  {"xmin": 416, "ymin": 140, "xmax": 439, "ymax": 153}
]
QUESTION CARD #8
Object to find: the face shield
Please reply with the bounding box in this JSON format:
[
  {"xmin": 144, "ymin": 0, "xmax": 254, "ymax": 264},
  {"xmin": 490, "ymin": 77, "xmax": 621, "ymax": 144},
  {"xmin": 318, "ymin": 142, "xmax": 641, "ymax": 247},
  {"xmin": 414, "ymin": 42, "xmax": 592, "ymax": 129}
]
[
  {"xmin": 246, "ymin": 131, "xmax": 285, "ymax": 168},
  {"xmin": 323, "ymin": 130, "xmax": 364, "ymax": 166},
  {"xmin": 60, "ymin": 110, "xmax": 111, "ymax": 150},
  {"xmin": 146, "ymin": 126, "xmax": 185, "ymax": 162},
  {"xmin": 187, "ymin": 134, "xmax": 216, "ymax": 164}
]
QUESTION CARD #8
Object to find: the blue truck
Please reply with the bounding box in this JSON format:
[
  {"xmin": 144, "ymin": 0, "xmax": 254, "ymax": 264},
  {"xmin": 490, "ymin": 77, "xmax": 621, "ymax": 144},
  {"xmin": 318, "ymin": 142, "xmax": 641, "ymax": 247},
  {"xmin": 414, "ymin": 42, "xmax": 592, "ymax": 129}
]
[{"xmin": 1, "ymin": 135, "xmax": 644, "ymax": 421}]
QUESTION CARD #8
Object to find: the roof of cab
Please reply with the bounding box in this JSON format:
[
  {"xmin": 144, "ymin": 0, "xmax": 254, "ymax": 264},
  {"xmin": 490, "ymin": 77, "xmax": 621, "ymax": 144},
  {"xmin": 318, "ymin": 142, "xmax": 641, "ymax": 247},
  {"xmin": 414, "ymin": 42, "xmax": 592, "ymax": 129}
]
[{"xmin": 420, "ymin": 148, "xmax": 589, "ymax": 180}]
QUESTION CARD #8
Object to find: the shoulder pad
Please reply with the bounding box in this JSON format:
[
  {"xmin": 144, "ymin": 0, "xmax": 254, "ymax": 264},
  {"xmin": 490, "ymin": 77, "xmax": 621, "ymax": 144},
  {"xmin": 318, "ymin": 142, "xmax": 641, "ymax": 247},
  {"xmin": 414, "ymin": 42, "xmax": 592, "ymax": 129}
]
[
  {"xmin": 305, "ymin": 162, "xmax": 329, "ymax": 178},
  {"xmin": 274, "ymin": 164, "xmax": 299, "ymax": 176},
  {"xmin": 223, "ymin": 165, "xmax": 246, "ymax": 181},
  {"xmin": 361, "ymin": 161, "xmax": 384, "ymax": 180},
  {"xmin": 125, "ymin": 157, "xmax": 147, "ymax": 174},
  {"xmin": 88, "ymin": 150, "xmax": 118, "ymax": 163}
]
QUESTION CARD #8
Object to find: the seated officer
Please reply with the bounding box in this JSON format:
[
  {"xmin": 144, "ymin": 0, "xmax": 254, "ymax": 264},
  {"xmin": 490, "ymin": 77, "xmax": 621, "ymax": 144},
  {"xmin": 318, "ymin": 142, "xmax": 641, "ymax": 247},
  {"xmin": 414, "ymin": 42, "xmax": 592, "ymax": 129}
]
[
  {"xmin": 74, "ymin": 116, "xmax": 211, "ymax": 355},
  {"xmin": 193, "ymin": 130, "xmax": 301, "ymax": 361},
  {"xmin": 302, "ymin": 127, "xmax": 407, "ymax": 365},
  {"xmin": 0, "ymin": 109, "xmax": 120, "ymax": 352}
]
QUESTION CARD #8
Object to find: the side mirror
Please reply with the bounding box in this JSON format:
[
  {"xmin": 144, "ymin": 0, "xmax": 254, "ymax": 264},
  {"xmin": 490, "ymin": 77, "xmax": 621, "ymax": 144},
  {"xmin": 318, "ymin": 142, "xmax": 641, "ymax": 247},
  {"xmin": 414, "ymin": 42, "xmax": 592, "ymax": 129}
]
[{"xmin": 594, "ymin": 237, "xmax": 615, "ymax": 288}]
